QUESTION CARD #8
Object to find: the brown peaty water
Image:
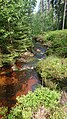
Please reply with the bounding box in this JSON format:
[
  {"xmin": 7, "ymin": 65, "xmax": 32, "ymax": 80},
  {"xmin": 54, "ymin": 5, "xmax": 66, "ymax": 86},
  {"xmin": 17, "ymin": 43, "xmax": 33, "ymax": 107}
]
[{"xmin": 0, "ymin": 63, "xmax": 39, "ymax": 108}]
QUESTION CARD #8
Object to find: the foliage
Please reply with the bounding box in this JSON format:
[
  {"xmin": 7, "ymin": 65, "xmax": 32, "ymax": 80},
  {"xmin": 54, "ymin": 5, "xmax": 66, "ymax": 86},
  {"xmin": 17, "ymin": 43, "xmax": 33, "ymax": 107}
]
[
  {"xmin": 0, "ymin": 0, "xmax": 36, "ymax": 67},
  {"xmin": 50, "ymin": 106, "xmax": 67, "ymax": 119},
  {"xmin": 44, "ymin": 30, "xmax": 67, "ymax": 57},
  {"xmin": 32, "ymin": 8, "xmax": 54, "ymax": 35},
  {"xmin": 8, "ymin": 87, "xmax": 60, "ymax": 119},
  {"xmin": 31, "ymin": 13, "xmax": 42, "ymax": 35},
  {"xmin": 36, "ymin": 56, "xmax": 67, "ymax": 89},
  {"xmin": 0, "ymin": 107, "xmax": 8, "ymax": 119}
]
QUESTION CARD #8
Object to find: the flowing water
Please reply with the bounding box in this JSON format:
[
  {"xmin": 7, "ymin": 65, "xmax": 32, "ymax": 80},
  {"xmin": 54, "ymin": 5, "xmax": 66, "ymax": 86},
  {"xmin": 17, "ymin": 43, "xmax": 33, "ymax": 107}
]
[{"xmin": 0, "ymin": 42, "xmax": 46, "ymax": 108}]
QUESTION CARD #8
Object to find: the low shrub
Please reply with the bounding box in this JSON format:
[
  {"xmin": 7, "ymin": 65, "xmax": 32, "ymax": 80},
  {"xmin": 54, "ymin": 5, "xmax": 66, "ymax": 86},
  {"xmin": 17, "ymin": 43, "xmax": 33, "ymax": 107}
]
[
  {"xmin": 8, "ymin": 87, "xmax": 60, "ymax": 119},
  {"xmin": 43, "ymin": 30, "xmax": 67, "ymax": 57},
  {"xmin": 36, "ymin": 56, "xmax": 67, "ymax": 89},
  {"xmin": 50, "ymin": 106, "xmax": 67, "ymax": 119},
  {"xmin": 0, "ymin": 107, "xmax": 8, "ymax": 119}
]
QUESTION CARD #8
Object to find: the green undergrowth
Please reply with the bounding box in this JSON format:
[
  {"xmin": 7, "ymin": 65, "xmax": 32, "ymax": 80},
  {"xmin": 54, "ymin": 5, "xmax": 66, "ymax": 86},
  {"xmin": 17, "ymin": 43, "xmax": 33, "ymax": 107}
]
[
  {"xmin": 0, "ymin": 107, "xmax": 8, "ymax": 119},
  {"xmin": 0, "ymin": 51, "xmax": 20, "ymax": 67},
  {"xmin": 0, "ymin": 40, "xmax": 32, "ymax": 67},
  {"xmin": 43, "ymin": 29, "xmax": 67, "ymax": 57},
  {"xmin": 50, "ymin": 105, "xmax": 67, "ymax": 119},
  {"xmin": 8, "ymin": 87, "xmax": 61, "ymax": 119},
  {"xmin": 37, "ymin": 56, "xmax": 67, "ymax": 89}
]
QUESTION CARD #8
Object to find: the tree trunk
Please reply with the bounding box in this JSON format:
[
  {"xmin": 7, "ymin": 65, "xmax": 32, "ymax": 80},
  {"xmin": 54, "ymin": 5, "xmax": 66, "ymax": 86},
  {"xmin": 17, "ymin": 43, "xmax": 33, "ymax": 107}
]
[
  {"xmin": 62, "ymin": 0, "xmax": 66, "ymax": 29},
  {"xmin": 40, "ymin": 0, "xmax": 44, "ymax": 13},
  {"xmin": 57, "ymin": 0, "xmax": 61, "ymax": 30},
  {"xmin": 47, "ymin": 0, "xmax": 50, "ymax": 11}
]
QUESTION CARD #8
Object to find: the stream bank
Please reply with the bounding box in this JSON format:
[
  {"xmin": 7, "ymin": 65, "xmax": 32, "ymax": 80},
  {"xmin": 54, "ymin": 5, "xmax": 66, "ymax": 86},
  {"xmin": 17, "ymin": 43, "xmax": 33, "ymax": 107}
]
[
  {"xmin": 0, "ymin": 42, "xmax": 46, "ymax": 108},
  {"xmin": 0, "ymin": 41, "xmax": 67, "ymax": 119}
]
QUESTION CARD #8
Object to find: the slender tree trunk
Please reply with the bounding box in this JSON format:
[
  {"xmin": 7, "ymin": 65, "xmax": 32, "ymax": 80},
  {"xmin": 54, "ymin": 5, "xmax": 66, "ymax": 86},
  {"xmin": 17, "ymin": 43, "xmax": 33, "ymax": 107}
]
[
  {"xmin": 62, "ymin": 0, "xmax": 66, "ymax": 29},
  {"xmin": 40, "ymin": 0, "xmax": 44, "ymax": 32},
  {"xmin": 57, "ymin": 14, "xmax": 60, "ymax": 29},
  {"xmin": 47, "ymin": 0, "xmax": 50, "ymax": 11},
  {"xmin": 40, "ymin": 0, "xmax": 44, "ymax": 13},
  {"xmin": 57, "ymin": 0, "xmax": 61, "ymax": 30}
]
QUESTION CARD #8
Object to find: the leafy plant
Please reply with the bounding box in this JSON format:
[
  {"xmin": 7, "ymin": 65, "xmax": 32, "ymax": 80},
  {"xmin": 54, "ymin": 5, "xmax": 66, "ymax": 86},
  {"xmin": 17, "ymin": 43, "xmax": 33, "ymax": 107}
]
[
  {"xmin": 43, "ymin": 30, "xmax": 67, "ymax": 57},
  {"xmin": 0, "ymin": 107, "xmax": 8, "ymax": 119},
  {"xmin": 0, "ymin": 0, "xmax": 36, "ymax": 67},
  {"xmin": 8, "ymin": 87, "xmax": 60, "ymax": 119},
  {"xmin": 37, "ymin": 56, "xmax": 67, "ymax": 89},
  {"xmin": 50, "ymin": 106, "xmax": 67, "ymax": 119}
]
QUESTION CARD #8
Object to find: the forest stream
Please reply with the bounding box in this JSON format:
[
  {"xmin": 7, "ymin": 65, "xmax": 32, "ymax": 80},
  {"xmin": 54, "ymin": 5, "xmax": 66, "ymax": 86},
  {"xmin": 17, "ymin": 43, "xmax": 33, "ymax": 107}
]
[{"xmin": 0, "ymin": 42, "xmax": 46, "ymax": 108}]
